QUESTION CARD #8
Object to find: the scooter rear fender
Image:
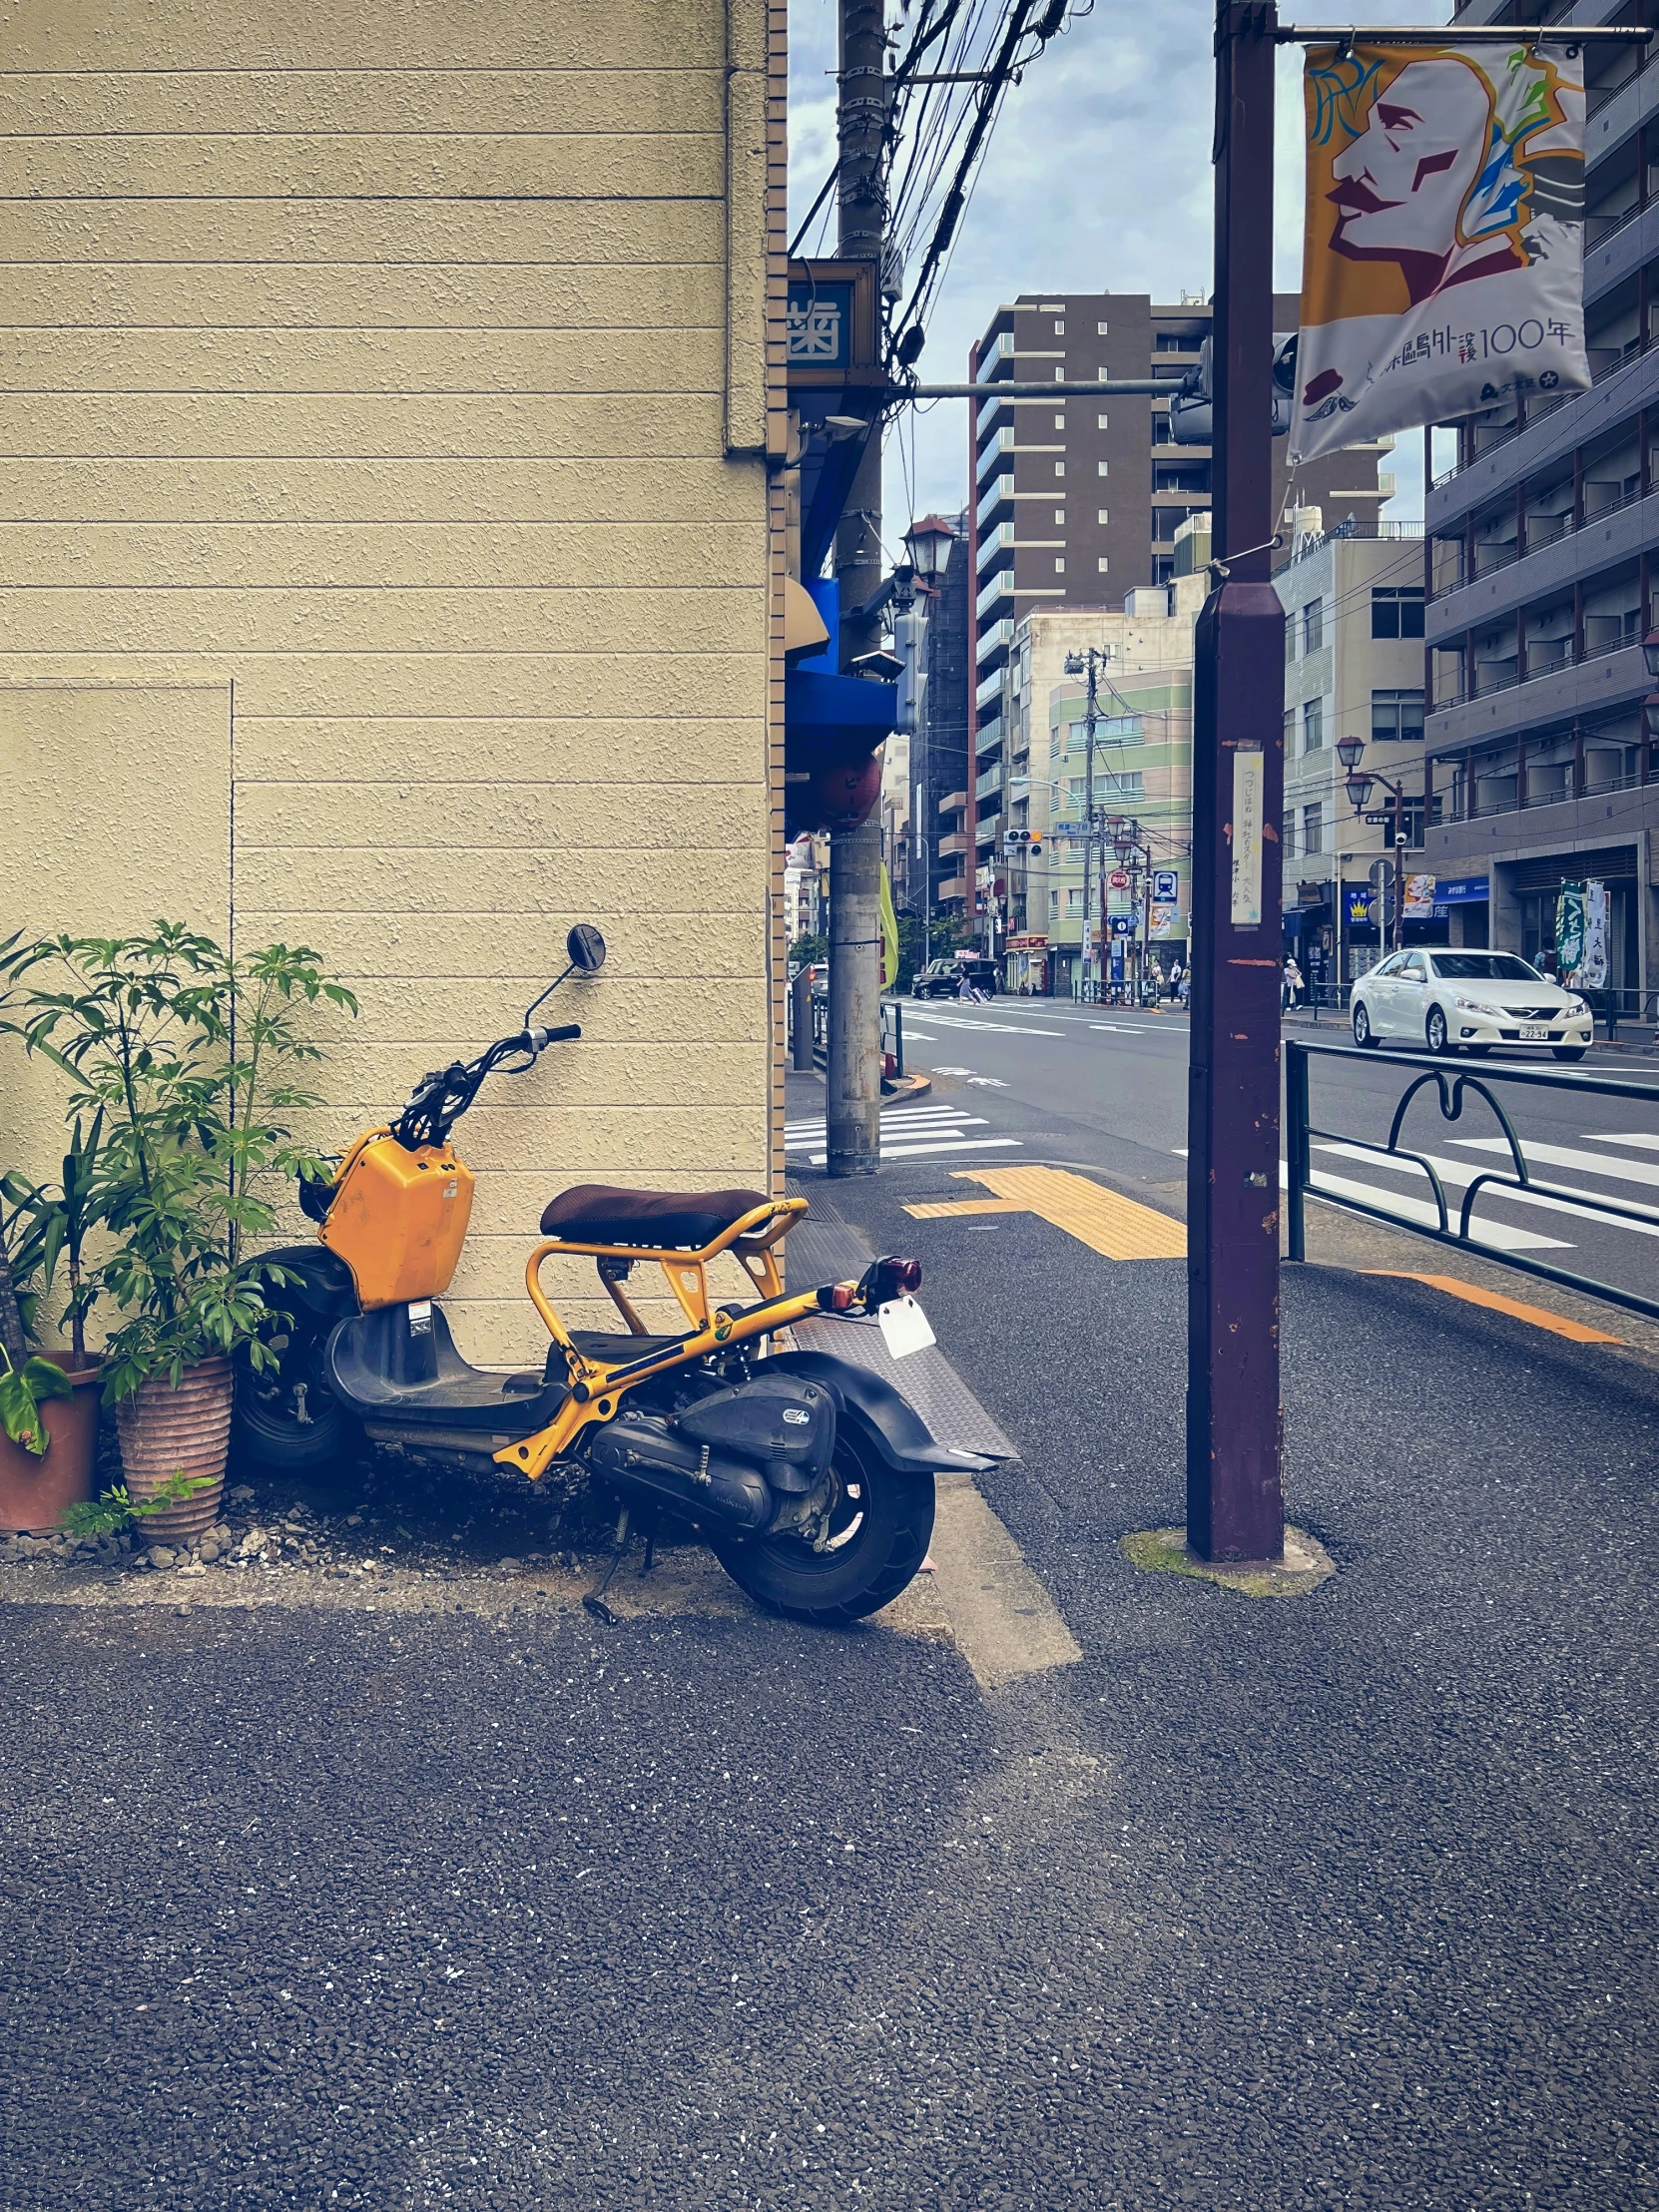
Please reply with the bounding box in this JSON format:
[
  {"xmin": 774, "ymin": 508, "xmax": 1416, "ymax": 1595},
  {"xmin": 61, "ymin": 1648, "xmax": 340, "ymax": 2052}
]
[
  {"xmin": 256, "ymin": 1244, "xmax": 360, "ymax": 1325},
  {"xmin": 760, "ymin": 1348, "xmax": 997, "ymax": 1475}
]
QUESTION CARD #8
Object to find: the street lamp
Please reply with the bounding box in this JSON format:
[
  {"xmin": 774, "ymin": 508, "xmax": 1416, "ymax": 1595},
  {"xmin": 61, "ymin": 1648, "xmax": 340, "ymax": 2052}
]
[
  {"xmin": 903, "ymin": 515, "xmax": 954, "ymax": 582},
  {"xmin": 1642, "ymin": 627, "xmax": 1659, "ymax": 678},
  {"xmin": 1339, "ymin": 737, "xmax": 1418, "ymax": 952}
]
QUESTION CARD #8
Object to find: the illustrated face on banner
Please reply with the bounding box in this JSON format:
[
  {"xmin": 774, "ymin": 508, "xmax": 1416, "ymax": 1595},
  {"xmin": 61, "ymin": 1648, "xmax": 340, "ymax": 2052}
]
[
  {"xmin": 1329, "ymin": 60, "xmax": 1503, "ymax": 303},
  {"xmin": 1290, "ymin": 38, "xmax": 1588, "ymax": 463}
]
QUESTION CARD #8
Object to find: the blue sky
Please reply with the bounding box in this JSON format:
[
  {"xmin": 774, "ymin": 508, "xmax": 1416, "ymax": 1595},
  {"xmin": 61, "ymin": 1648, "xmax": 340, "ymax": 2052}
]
[{"xmin": 789, "ymin": 1, "xmax": 1455, "ymax": 544}]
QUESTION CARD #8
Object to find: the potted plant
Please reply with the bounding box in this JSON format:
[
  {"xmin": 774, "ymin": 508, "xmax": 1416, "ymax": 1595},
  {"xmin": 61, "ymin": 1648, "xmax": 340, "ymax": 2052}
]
[
  {"xmin": 0, "ymin": 925, "xmax": 355, "ymax": 1541},
  {"xmin": 0, "ymin": 1117, "xmax": 107, "ymax": 1528}
]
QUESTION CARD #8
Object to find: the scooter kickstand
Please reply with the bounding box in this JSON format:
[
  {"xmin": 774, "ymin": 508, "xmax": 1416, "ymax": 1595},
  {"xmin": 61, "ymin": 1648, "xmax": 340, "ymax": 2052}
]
[{"xmin": 582, "ymin": 1506, "xmax": 631, "ymax": 1625}]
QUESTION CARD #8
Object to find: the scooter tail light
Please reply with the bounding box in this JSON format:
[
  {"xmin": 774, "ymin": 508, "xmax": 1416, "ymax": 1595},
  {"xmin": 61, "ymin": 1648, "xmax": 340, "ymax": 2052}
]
[{"xmin": 870, "ymin": 1256, "xmax": 923, "ymax": 1304}]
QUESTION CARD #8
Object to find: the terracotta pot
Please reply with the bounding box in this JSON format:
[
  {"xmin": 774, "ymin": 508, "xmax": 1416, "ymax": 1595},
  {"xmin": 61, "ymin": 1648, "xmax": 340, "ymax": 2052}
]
[
  {"xmin": 0, "ymin": 1355, "xmax": 101, "ymax": 1534},
  {"xmin": 115, "ymin": 1356, "xmax": 234, "ymax": 1542}
]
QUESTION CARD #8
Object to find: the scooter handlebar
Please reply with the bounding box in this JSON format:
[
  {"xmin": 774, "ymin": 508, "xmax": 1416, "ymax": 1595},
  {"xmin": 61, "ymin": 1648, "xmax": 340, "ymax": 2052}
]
[{"xmin": 529, "ymin": 1023, "xmax": 582, "ymax": 1050}]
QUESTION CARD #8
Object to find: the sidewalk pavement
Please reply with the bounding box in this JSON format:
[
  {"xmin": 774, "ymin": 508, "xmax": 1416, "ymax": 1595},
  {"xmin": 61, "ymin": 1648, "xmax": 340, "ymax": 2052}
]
[{"xmin": 0, "ymin": 1106, "xmax": 1651, "ymax": 2208}]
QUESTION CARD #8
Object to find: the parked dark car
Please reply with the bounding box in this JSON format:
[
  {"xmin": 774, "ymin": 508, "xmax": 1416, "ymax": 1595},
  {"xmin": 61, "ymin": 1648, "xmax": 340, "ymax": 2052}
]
[{"xmin": 911, "ymin": 957, "xmax": 997, "ymax": 999}]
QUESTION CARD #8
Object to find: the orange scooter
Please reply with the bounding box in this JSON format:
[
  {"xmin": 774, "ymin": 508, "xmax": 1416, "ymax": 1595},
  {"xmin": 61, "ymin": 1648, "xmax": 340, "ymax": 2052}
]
[{"xmin": 235, "ymin": 927, "xmax": 986, "ymax": 1623}]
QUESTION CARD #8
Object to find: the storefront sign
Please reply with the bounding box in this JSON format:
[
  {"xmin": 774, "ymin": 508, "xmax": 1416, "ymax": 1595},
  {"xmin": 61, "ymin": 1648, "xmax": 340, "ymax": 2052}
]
[{"xmin": 1434, "ymin": 874, "xmax": 1488, "ymax": 904}]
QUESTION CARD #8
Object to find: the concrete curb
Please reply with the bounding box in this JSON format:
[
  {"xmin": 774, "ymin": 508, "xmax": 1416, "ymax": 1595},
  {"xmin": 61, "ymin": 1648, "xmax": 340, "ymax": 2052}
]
[{"xmin": 882, "ymin": 1071, "xmax": 932, "ymax": 1102}]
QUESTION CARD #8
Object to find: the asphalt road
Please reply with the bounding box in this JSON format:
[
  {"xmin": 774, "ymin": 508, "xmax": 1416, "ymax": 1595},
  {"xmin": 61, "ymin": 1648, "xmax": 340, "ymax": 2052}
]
[
  {"xmin": 6, "ymin": 1196, "xmax": 1650, "ymax": 2207},
  {"xmin": 874, "ymin": 997, "xmax": 1659, "ymax": 1305}
]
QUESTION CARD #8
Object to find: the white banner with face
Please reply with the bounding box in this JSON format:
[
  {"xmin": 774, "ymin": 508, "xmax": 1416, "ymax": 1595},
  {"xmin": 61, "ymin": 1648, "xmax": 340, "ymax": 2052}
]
[{"xmin": 1290, "ymin": 40, "xmax": 1589, "ymax": 465}]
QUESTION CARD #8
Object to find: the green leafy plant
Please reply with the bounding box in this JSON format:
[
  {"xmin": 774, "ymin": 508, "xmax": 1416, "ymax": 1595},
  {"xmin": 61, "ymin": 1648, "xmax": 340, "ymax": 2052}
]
[
  {"xmin": 59, "ymin": 1467, "xmax": 220, "ymax": 1538},
  {"xmin": 0, "ymin": 924, "xmax": 356, "ymax": 1403},
  {"xmin": 0, "ymin": 1344, "xmax": 73, "ymax": 1455}
]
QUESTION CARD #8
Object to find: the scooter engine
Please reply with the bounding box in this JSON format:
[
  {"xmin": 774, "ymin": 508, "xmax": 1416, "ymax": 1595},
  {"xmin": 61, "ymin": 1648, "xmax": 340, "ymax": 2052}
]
[{"xmin": 584, "ymin": 1375, "xmax": 836, "ymax": 1536}]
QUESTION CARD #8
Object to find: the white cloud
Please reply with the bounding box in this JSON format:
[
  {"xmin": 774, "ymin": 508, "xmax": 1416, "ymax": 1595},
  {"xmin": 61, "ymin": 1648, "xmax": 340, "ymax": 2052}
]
[{"xmin": 789, "ymin": 0, "xmax": 1452, "ymax": 538}]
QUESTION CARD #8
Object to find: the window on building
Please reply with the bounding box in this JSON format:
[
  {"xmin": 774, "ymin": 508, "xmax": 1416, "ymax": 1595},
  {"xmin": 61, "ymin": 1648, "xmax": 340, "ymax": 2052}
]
[
  {"xmin": 1067, "ymin": 887, "xmax": 1083, "ymax": 911},
  {"xmin": 1371, "ymin": 687, "xmax": 1425, "ymax": 742},
  {"xmin": 1284, "ymin": 707, "xmax": 1295, "ymax": 750},
  {"xmin": 1098, "ymin": 771, "xmax": 1143, "ymax": 801},
  {"xmin": 1050, "ymin": 888, "xmax": 1060, "ymax": 913},
  {"xmin": 1303, "ymin": 802, "xmax": 1325, "ymax": 855},
  {"xmin": 1372, "ymin": 587, "xmax": 1426, "ymax": 638},
  {"xmin": 1100, "ymin": 715, "xmax": 1143, "ymax": 742},
  {"xmin": 1303, "ymin": 598, "xmax": 1324, "ymax": 653},
  {"xmin": 1303, "ymin": 698, "xmax": 1324, "ymax": 751},
  {"xmin": 1285, "ymin": 614, "xmax": 1297, "ymax": 664}
]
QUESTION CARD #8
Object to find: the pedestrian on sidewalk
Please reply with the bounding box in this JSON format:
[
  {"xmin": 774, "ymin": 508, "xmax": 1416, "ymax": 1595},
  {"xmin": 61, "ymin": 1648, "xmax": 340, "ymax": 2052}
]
[
  {"xmin": 1178, "ymin": 966, "xmax": 1191, "ymax": 1007},
  {"xmin": 1283, "ymin": 955, "xmax": 1304, "ymax": 1011},
  {"xmin": 1167, "ymin": 959, "xmax": 1184, "ymax": 1005}
]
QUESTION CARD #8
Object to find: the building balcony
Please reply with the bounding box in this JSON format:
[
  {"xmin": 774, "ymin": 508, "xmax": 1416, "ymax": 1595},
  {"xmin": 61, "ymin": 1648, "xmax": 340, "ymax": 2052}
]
[
  {"xmin": 976, "ymin": 616, "xmax": 1015, "ymax": 667},
  {"xmin": 976, "ymin": 331, "xmax": 1014, "ymax": 383},
  {"xmin": 975, "ymin": 665, "xmax": 1006, "ymax": 711},
  {"xmin": 976, "ymin": 519, "xmax": 1015, "ymax": 573},
  {"xmin": 976, "ymin": 568, "xmax": 1015, "ymax": 622},
  {"xmin": 976, "ymin": 759, "xmax": 1004, "ymax": 801},
  {"xmin": 976, "ymin": 474, "xmax": 1014, "ymax": 531},
  {"xmin": 1425, "ymin": 484, "xmax": 1659, "ymax": 641},
  {"xmin": 939, "ymin": 789, "xmax": 967, "ymax": 817},
  {"xmin": 938, "ymin": 874, "xmax": 968, "ymax": 902},
  {"xmin": 975, "ymin": 425, "xmax": 1017, "ymax": 483},
  {"xmin": 939, "ymin": 831, "xmax": 969, "ymax": 858},
  {"xmin": 1425, "ymin": 636, "xmax": 1648, "ymax": 752}
]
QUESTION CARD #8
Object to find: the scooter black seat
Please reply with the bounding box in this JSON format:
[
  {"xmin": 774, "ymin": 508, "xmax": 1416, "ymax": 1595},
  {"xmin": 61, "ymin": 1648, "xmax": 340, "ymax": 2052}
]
[{"xmin": 540, "ymin": 1183, "xmax": 771, "ymax": 1250}]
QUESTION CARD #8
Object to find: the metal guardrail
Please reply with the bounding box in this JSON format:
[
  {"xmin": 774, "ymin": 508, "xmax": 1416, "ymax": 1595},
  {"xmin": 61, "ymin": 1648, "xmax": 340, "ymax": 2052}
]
[
  {"xmin": 785, "ymin": 986, "xmax": 904, "ymax": 1080},
  {"xmin": 1286, "ymin": 1039, "xmax": 1659, "ymax": 1323}
]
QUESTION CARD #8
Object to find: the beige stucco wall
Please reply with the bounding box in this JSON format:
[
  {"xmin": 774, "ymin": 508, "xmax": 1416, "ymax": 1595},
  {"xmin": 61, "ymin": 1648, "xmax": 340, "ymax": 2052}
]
[{"xmin": 0, "ymin": 0, "xmax": 788, "ymax": 1361}]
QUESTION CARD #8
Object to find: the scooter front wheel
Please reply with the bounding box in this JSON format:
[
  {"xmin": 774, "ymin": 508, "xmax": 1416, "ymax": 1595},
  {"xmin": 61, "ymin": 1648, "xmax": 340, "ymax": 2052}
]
[
  {"xmin": 233, "ymin": 1329, "xmax": 358, "ymax": 1472},
  {"xmin": 711, "ymin": 1425, "xmax": 934, "ymax": 1626}
]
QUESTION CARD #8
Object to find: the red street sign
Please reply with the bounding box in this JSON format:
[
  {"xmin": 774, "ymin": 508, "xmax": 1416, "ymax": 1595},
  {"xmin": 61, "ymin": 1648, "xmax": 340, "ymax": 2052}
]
[{"xmin": 1109, "ymin": 868, "xmax": 1130, "ymax": 890}]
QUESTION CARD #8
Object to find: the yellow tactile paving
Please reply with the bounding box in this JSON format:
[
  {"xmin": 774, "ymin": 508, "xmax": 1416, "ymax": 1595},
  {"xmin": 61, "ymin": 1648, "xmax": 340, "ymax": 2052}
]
[
  {"xmin": 901, "ymin": 1198, "xmax": 1027, "ymax": 1219},
  {"xmin": 950, "ymin": 1166, "xmax": 1187, "ymax": 1261},
  {"xmin": 1362, "ymin": 1271, "xmax": 1622, "ymax": 1345}
]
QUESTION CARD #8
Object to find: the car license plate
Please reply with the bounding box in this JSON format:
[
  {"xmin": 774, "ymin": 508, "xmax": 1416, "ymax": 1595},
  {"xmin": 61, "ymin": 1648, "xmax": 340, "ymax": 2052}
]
[
  {"xmin": 1520, "ymin": 1025, "xmax": 1549, "ymax": 1041},
  {"xmin": 877, "ymin": 1295, "xmax": 935, "ymax": 1360}
]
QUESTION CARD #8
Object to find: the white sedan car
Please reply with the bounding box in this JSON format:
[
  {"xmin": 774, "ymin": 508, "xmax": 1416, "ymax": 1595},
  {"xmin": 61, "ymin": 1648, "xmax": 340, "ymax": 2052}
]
[{"xmin": 1351, "ymin": 950, "xmax": 1594, "ymax": 1060}]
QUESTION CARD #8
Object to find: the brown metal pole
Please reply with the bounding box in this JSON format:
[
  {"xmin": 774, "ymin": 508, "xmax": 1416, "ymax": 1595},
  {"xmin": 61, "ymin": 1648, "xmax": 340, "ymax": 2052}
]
[{"xmin": 1186, "ymin": 0, "xmax": 1286, "ymax": 1564}]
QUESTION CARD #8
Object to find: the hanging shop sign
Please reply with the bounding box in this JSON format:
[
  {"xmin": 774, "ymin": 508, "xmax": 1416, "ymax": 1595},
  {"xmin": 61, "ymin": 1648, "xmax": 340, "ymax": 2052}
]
[
  {"xmin": 1290, "ymin": 37, "xmax": 1589, "ymax": 463},
  {"xmin": 1152, "ymin": 868, "xmax": 1180, "ymax": 904},
  {"xmin": 786, "ymin": 261, "xmax": 883, "ymax": 393},
  {"xmin": 1403, "ymin": 871, "xmax": 1437, "ymax": 918},
  {"xmin": 1579, "ymin": 878, "xmax": 1610, "ymax": 989}
]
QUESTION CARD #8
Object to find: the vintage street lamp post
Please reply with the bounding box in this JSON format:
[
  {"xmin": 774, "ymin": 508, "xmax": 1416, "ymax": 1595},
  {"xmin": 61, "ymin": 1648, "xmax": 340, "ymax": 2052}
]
[{"xmin": 1186, "ymin": 0, "xmax": 1287, "ymax": 1564}]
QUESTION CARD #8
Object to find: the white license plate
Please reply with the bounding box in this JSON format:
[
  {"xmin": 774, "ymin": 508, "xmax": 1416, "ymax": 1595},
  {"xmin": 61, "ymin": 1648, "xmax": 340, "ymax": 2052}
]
[
  {"xmin": 1519, "ymin": 1025, "xmax": 1550, "ymax": 1041},
  {"xmin": 877, "ymin": 1295, "xmax": 935, "ymax": 1360}
]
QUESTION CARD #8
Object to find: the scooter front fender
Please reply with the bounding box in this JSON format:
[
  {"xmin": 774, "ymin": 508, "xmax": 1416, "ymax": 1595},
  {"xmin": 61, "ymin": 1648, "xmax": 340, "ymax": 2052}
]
[{"xmin": 760, "ymin": 1348, "xmax": 997, "ymax": 1475}]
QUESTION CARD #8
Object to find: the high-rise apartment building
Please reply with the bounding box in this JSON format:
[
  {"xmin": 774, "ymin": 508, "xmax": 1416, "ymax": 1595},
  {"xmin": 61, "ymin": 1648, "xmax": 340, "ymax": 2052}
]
[
  {"xmin": 963, "ymin": 290, "xmax": 1391, "ymax": 925},
  {"xmin": 1420, "ymin": 2, "xmax": 1659, "ymax": 1000}
]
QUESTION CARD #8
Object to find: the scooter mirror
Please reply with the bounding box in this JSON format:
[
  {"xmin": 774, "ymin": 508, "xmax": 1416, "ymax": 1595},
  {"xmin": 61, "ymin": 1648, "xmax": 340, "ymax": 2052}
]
[{"xmin": 566, "ymin": 923, "xmax": 607, "ymax": 973}]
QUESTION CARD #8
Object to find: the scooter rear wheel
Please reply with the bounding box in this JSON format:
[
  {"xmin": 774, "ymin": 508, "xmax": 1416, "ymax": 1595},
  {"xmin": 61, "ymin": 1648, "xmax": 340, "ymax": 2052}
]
[
  {"xmin": 711, "ymin": 1424, "xmax": 934, "ymax": 1626},
  {"xmin": 233, "ymin": 1329, "xmax": 358, "ymax": 1472}
]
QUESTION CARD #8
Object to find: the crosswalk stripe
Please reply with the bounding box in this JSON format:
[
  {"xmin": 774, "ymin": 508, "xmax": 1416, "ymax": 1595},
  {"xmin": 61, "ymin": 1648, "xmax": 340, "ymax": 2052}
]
[
  {"xmin": 1451, "ymin": 1136, "xmax": 1659, "ymax": 1189},
  {"xmin": 1314, "ymin": 1142, "xmax": 1659, "ymax": 1239},
  {"xmin": 1284, "ymin": 1159, "xmax": 1568, "ymax": 1251},
  {"xmin": 1579, "ymin": 1132, "xmax": 1659, "ymax": 1150},
  {"xmin": 807, "ymin": 1135, "xmax": 1024, "ymax": 1165}
]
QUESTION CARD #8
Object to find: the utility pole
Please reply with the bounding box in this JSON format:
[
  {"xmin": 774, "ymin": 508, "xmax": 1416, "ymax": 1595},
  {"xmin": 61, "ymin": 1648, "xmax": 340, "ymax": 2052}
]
[
  {"xmin": 1065, "ymin": 648, "xmax": 1107, "ymax": 1002},
  {"xmin": 1186, "ymin": 1, "xmax": 1286, "ymax": 1564},
  {"xmin": 826, "ymin": 0, "xmax": 887, "ymax": 1178}
]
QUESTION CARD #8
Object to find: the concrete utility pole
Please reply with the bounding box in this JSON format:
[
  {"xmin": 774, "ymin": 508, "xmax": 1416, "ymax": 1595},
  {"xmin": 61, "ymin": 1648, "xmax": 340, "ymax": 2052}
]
[
  {"xmin": 1185, "ymin": 1, "xmax": 1287, "ymax": 1564},
  {"xmin": 826, "ymin": 0, "xmax": 887, "ymax": 1178}
]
